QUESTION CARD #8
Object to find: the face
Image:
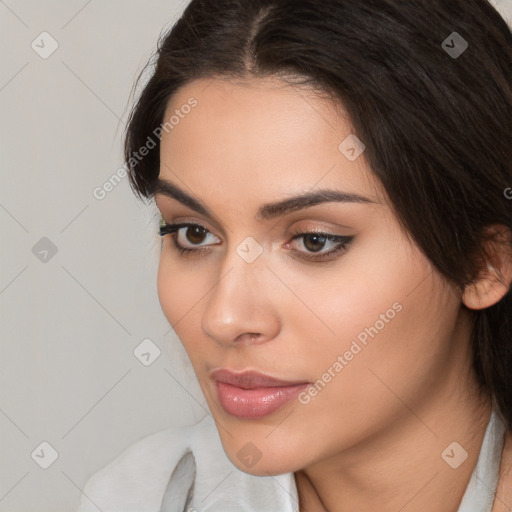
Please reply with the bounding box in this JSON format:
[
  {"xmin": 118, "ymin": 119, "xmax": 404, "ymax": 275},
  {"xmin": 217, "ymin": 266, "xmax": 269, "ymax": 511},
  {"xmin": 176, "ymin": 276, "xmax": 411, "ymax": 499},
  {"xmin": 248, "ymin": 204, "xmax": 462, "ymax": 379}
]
[{"xmin": 155, "ymin": 77, "xmax": 465, "ymax": 476}]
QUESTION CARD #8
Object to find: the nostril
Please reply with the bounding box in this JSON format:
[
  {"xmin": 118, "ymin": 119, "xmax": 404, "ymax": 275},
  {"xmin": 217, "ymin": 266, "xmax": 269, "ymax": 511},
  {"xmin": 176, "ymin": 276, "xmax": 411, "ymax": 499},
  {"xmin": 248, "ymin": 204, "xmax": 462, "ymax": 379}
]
[{"xmin": 237, "ymin": 333, "xmax": 260, "ymax": 344}]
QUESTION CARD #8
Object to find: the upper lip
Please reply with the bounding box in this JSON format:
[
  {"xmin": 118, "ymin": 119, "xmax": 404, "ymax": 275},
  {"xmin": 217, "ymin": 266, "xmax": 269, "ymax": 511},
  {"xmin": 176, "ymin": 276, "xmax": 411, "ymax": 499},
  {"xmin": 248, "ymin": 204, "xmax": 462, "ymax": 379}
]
[{"xmin": 210, "ymin": 369, "xmax": 309, "ymax": 390}]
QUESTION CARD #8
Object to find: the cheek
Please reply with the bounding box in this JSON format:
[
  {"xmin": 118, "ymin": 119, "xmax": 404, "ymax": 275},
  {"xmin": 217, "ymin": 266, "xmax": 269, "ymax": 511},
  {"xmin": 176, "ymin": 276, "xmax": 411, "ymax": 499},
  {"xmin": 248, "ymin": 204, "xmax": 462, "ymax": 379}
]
[
  {"xmin": 298, "ymin": 267, "xmax": 460, "ymax": 420},
  {"xmin": 157, "ymin": 252, "xmax": 201, "ymax": 332},
  {"xmin": 156, "ymin": 252, "xmax": 217, "ymax": 366},
  {"xmin": 157, "ymin": 256, "xmax": 180, "ymax": 322},
  {"xmin": 277, "ymin": 249, "xmax": 415, "ymax": 366},
  {"xmin": 287, "ymin": 234, "xmax": 457, "ymax": 400}
]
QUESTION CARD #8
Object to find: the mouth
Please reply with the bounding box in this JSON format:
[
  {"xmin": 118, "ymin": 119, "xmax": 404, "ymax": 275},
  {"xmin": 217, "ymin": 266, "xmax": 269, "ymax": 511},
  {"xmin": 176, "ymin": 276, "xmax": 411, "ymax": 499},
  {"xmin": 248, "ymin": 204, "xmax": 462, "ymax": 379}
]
[{"xmin": 210, "ymin": 369, "xmax": 310, "ymax": 419}]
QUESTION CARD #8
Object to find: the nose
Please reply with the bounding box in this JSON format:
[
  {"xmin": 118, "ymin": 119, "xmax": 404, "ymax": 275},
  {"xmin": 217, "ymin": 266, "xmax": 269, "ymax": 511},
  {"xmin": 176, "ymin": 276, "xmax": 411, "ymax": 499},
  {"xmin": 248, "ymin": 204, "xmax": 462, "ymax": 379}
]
[{"xmin": 200, "ymin": 245, "xmax": 281, "ymax": 347}]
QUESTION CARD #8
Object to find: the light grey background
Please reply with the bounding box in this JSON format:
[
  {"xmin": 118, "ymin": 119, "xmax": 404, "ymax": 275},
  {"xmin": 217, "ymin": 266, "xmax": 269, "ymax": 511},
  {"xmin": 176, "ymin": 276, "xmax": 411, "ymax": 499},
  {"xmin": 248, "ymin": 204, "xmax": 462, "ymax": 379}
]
[{"xmin": 1, "ymin": 1, "xmax": 511, "ymax": 511}]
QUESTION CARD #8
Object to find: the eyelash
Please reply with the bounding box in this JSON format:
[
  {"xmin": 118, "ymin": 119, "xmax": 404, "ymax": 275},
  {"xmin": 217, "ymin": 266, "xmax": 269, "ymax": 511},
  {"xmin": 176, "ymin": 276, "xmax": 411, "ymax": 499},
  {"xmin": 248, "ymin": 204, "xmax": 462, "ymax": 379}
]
[{"xmin": 159, "ymin": 221, "xmax": 354, "ymax": 262}]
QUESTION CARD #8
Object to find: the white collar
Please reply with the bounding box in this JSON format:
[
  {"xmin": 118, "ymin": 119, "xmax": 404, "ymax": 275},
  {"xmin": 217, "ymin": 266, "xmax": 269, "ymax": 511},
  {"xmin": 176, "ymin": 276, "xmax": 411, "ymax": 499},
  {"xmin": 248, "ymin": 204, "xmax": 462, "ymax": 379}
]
[{"xmin": 457, "ymin": 406, "xmax": 507, "ymax": 512}]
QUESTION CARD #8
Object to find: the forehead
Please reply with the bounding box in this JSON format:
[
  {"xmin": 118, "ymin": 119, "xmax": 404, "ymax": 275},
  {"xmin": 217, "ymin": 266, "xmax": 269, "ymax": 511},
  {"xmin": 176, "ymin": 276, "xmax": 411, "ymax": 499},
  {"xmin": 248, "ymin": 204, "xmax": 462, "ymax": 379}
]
[
  {"xmin": 163, "ymin": 76, "xmax": 346, "ymax": 153},
  {"xmin": 159, "ymin": 77, "xmax": 384, "ymax": 207}
]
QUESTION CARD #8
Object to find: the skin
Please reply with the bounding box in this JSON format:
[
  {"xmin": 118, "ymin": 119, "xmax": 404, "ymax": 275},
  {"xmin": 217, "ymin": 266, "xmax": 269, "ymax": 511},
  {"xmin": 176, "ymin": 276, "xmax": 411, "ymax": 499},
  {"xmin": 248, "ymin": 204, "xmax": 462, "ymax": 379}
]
[{"xmin": 154, "ymin": 76, "xmax": 512, "ymax": 511}]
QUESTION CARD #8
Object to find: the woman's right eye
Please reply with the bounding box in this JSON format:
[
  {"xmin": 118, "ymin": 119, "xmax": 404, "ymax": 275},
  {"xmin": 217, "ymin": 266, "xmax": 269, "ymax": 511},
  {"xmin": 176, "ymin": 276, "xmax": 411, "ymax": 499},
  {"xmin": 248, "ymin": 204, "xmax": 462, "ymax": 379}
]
[{"xmin": 159, "ymin": 221, "xmax": 220, "ymax": 255}]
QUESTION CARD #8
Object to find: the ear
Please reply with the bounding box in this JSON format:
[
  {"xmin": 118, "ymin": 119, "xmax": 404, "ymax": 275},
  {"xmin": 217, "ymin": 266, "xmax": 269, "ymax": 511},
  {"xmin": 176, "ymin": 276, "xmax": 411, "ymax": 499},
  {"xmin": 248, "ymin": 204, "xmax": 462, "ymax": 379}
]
[{"xmin": 462, "ymin": 225, "xmax": 512, "ymax": 311}]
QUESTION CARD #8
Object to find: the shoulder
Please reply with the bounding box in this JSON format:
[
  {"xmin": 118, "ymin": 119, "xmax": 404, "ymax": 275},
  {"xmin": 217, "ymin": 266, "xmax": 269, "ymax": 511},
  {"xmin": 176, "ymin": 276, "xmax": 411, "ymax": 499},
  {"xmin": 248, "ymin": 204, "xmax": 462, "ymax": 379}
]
[{"xmin": 77, "ymin": 416, "xmax": 210, "ymax": 512}]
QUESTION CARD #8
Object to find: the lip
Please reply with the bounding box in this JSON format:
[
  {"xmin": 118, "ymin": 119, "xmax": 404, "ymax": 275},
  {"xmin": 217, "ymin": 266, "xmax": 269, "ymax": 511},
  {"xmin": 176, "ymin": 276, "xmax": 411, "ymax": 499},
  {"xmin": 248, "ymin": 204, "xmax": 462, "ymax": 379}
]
[{"xmin": 210, "ymin": 369, "xmax": 310, "ymax": 419}]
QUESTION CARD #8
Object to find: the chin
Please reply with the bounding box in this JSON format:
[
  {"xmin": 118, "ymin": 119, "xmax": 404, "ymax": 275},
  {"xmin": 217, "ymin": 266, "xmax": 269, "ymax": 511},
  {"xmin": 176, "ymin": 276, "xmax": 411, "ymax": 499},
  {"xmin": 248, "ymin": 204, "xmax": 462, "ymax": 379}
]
[
  {"xmin": 216, "ymin": 431, "xmax": 305, "ymax": 477},
  {"xmin": 228, "ymin": 454, "xmax": 298, "ymax": 477}
]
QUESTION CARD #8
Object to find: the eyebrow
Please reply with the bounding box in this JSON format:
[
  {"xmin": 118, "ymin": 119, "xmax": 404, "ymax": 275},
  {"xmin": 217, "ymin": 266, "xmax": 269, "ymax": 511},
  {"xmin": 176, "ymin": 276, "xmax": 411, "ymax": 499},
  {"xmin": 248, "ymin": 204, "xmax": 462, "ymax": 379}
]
[{"xmin": 152, "ymin": 178, "xmax": 376, "ymax": 222}]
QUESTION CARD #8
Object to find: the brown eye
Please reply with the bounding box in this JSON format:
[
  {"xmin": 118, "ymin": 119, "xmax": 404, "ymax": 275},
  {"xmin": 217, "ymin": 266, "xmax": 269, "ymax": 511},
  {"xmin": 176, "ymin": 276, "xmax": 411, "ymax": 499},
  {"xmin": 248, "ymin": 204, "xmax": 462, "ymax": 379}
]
[
  {"xmin": 159, "ymin": 222, "xmax": 221, "ymax": 253},
  {"xmin": 288, "ymin": 231, "xmax": 354, "ymax": 262},
  {"xmin": 302, "ymin": 234, "xmax": 328, "ymax": 253},
  {"xmin": 185, "ymin": 225, "xmax": 208, "ymax": 245}
]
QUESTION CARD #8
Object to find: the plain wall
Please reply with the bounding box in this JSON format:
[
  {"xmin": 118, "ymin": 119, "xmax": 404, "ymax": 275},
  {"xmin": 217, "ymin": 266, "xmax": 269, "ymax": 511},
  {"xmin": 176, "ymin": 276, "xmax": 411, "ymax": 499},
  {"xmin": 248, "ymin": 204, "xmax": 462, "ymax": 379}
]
[{"xmin": 1, "ymin": 1, "xmax": 511, "ymax": 510}]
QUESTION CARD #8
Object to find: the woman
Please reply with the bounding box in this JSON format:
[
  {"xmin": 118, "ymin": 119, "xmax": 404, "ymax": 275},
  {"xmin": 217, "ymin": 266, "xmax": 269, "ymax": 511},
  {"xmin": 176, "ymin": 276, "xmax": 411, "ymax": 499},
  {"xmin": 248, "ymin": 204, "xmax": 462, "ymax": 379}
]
[{"xmin": 78, "ymin": 0, "xmax": 512, "ymax": 510}]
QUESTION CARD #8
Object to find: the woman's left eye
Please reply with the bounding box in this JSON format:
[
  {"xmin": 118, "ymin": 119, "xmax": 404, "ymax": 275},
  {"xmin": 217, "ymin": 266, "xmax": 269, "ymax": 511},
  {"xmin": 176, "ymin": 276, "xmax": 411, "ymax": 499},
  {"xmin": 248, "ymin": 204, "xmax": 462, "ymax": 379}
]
[
  {"xmin": 159, "ymin": 220, "xmax": 354, "ymax": 261},
  {"xmin": 287, "ymin": 231, "xmax": 354, "ymax": 261}
]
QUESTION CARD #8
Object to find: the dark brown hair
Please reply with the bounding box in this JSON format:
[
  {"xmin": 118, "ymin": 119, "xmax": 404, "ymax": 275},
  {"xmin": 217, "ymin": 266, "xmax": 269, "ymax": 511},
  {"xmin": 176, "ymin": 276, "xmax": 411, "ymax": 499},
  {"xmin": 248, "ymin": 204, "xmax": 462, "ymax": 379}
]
[{"xmin": 124, "ymin": 0, "xmax": 512, "ymax": 429}]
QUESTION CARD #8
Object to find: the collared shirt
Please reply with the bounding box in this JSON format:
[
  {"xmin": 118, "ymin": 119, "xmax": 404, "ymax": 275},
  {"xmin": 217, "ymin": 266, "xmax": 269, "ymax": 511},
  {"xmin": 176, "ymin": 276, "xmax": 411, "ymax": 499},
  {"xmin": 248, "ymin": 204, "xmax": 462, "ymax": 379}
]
[{"xmin": 77, "ymin": 406, "xmax": 507, "ymax": 512}]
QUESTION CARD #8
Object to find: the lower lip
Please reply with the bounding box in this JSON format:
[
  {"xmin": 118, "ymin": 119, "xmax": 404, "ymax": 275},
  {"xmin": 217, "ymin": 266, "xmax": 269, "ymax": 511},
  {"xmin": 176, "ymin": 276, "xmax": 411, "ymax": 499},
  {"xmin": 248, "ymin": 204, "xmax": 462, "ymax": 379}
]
[{"xmin": 215, "ymin": 381, "xmax": 309, "ymax": 418}]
